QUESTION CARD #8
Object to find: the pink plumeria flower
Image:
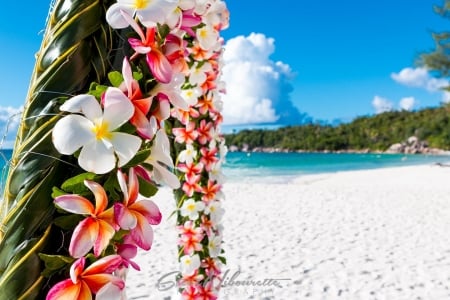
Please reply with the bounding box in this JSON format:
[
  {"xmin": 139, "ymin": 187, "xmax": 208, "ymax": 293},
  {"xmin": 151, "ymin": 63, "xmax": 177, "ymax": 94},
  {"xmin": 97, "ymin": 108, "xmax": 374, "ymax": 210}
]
[
  {"xmin": 52, "ymin": 89, "xmax": 141, "ymax": 174},
  {"xmin": 173, "ymin": 121, "xmax": 198, "ymax": 144},
  {"xmin": 196, "ymin": 94, "xmax": 216, "ymax": 115},
  {"xmin": 180, "ymin": 198, "xmax": 205, "ymax": 220},
  {"xmin": 200, "ymin": 215, "xmax": 214, "ymax": 237},
  {"xmin": 178, "ymin": 221, "xmax": 204, "ymax": 255},
  {"xmin": 54, "ymin": 180, "xmax": 116, "ymax": 258},
  {"xmin": 182, "ymin": 174, "xmax": 202, "ymax": 197},
  {"xmin": 171, "ymin": 106, "xmax": 201, "ymax": 125},
  {"xmin": 195, "ymin": 281, "xmax": 218, "ymax": 300},
  {"xmin": 46, "ymin": 255, "xmax": 124, "ymax": 300},
  {"xmin": 121, "ymin": 58, "xmax": 157, "ymax": 139},
  {"xmin": 181, "ymin": 285, "xmax": 199, "ymax": 300},
  {"xmin": 199, "ymin": 147, "xmax": 219, "ymax": 172},
  {"xmin": 197, "ymin": 119, "xmax": 213, "ymax": 145},
  {"xmin": 144, "ymin": 129, "xmax": 181, "ymax": 188},
  {"xmin": 114, "ymin": 168, "xmax": 162, "ymax": 250},
  {"xmin": 106, "ymin": 0, "xmax": 178, "ymax": 29},
  {"xmin": 117, "ymin": 243, "xmax": 141, "ymax": 271},
  {"xmin": 201, "ymin": 257, "xmax": 221, "ymax": 277},
  {"xmin": 179, "ymin": 269, "xmax": 204, "ymax": 288},
  {"xmin": 178, "ymin": 161, "xmax": 204, "ymax": 182},
  {"xmin": 180, "ymin": 254, "xmax": 201, "ymax": 276}
]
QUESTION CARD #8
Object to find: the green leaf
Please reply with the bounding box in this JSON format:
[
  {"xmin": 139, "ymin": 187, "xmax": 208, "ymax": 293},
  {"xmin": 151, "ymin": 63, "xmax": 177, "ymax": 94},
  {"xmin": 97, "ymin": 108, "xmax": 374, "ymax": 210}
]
[
  {"xmin": 218, "ymin": 256, "xmax": 227, "ymax": 265},
  {"xmin": 61, "ymin": 172, "xmax": 100, "ymax": 194},
  {"xmin": 103, "ymin": 172, "xmax": 120, "ymax": 200},
  {"xmin": 123, "ymin": 148, "xmax": 151, "ymax": 168},
  {"xmin": 133, "ymin": 71, "xmax": 143, "ymax": 81},
  {"xmin": 108, "ymin": 71, "xmax": 124, "ymax": 87},
  {"xmin": 38, "ymin": 254, "xmax": 75, "ymax": 278},
  {"xmin": 138, "ymin": 176, "xmax": 158, "ymax": 197},
  {"xmin": 89, "ymin": 82, "xmax": 108, "ymax": 99},
  {"xmin": 51, "ymin": 186, "xmax": 66, "ymax": 199},
  {"xmin": 54, "ymin": 214, "xmax": 84, "ymax": 230}
]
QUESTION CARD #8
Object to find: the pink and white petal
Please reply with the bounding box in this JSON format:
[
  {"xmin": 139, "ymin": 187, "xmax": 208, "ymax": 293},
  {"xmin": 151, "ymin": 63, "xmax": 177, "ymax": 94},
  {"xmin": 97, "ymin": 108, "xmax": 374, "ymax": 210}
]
[
  {"xmin": 103, "ymin": 87, "xmax": 135, "ymax": 130},
  {"xmin": 78, "ymin": 140, "xmax": 115, "ymax": 174},
  {"xmin": 96, "ymin": 282, "xmax": 125, "ymax": 300},
  {"xmin": 167, "ymin": 91, "xmax": 189, "ymax": 111},
  {"xmin": 82, "ymin": 274, "xmax": 122, "ymax": 295},
  {"xmin": 147, "ymin": 51, "xmax": 173, "ymax": 84},
  {"xmin": 127, "ymin": 168, "xmax": 139, "ymax": 205},
  {"xmin": 117, "ymin": 170, "xmax": 129, "ymax": 203},
  {"xmin": 130, "ymin": 200, "xmax": 162, "ymax": 225},
  {"xmin": 70, "ymin": 257, "xmax": 86, "ymax": 283},
  {"xmin": 54, "ymin": 194, "xmax": 94, "ymax": 215},
  {"xmin": 52, "ymin": 115, "xmax": 94, "ymax": 155},
  {"xmin": 93, "ymin": 220, "xmax": 116, "ymax": 257},
  {"xmin": 69, "ymin": 218, "xmax": 97, "ymax": 258},
  {"xmin": 130, "ymin": 107, "xmax": 154, "ymax": 140},
  {"xmin": 106, "ymin": 4, "xmax": 133, "ymax": 29},
  {"xmin": 130, "ymin": 214, "xmax": 154, "ymax": 250},
  {"xmin": 46, "ymin": 279, "xmax": 82, "ymax": 300},
  {"xmin": 60, "ymin": 94, "xmax": 102, "ymax": 122},
  {"xmin": 156, "ymin": 97, "xmax": 171, "ymax": 120},
  {"xmin": 84, "ymin": 180, "xmax": 108, "ymax": 214},
  {"xmin": 84, "ymin": 254, "xmax": 123, "ymax": 275},
  {"xmin": 110, "ymin": 132, "xmax": 141, "ymax": 167},
  {"xmin": 122, "ymin": 58, "xmax": 133, "ymax": 94},
  {"xmin": 114, "ymin": 203, "xmax": 137, "ymax": 230}
]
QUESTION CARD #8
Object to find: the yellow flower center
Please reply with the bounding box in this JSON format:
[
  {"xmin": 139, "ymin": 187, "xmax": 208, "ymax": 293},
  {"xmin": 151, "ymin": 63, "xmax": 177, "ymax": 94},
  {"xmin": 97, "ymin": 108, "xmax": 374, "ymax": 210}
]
[
  {"xmin": 92, "ymin": 121, "xmax": 112, "ymax": 140},
  {"xmin": 199, "ymin": 28, "xmax": 208, "ymax": 39},
  {"xmin": 135, "ymin": 0, "xmax": 150, "ymax": 9},
  {"xmin": 187, "ymin": 203, "xmax": 196, "ymax": 212}
]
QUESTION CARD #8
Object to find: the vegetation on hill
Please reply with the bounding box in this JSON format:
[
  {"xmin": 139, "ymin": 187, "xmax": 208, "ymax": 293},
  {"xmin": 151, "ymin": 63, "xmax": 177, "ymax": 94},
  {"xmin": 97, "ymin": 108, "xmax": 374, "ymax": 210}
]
[{"xmin": 224, "ymin": 105, "xmax": 450, "ymax": 151}]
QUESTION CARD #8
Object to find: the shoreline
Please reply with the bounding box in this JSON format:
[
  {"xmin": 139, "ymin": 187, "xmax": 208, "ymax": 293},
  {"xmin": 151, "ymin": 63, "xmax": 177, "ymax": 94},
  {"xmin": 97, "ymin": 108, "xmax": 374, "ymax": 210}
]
[{"xmin": 126, "ymin": 164, "xmax": 450, "ymax": 299}]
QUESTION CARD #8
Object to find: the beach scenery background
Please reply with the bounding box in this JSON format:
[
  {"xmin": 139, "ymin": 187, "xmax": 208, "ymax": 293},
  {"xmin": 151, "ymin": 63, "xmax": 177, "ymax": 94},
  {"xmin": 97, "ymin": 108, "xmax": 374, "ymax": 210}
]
[{"xmin": 1, "ymin": 0, "xmax": 450, "ymax": 299}]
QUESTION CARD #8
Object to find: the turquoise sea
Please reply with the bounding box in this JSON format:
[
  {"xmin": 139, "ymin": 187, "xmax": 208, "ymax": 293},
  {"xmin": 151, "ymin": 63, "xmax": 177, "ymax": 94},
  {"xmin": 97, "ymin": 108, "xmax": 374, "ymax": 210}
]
[{"xmin": 1, "ymin": 149, "xmax": 449, "ymax": 184}]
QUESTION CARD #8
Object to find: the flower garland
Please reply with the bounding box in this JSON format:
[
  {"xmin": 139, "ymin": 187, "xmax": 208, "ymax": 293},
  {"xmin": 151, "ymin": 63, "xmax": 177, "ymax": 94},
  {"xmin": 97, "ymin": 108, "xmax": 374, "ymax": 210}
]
[{"xmin": 41, "ymin": 0, "xmax": 229, "ymax": 299}]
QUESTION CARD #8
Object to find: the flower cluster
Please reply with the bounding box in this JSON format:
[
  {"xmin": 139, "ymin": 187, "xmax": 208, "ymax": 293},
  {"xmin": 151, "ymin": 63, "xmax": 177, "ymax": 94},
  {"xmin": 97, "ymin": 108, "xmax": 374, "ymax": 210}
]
[{"xmin": 44, "ymin": 0, "xmax": 228, "ymax": 299}]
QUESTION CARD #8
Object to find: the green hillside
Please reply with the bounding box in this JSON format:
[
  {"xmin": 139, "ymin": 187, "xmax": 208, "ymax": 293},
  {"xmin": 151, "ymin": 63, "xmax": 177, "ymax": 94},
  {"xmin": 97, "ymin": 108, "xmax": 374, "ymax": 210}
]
[{"xmin": 224, "ymin": 105, "xmax": 450, "ymax": 152}]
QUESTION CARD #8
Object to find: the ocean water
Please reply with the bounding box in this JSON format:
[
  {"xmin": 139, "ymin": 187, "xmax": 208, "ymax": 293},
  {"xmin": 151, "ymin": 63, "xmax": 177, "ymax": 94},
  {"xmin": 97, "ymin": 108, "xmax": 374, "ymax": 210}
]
[{"xmin": 1, "ymin": 149, "xmax": 449, "ymax": 185}]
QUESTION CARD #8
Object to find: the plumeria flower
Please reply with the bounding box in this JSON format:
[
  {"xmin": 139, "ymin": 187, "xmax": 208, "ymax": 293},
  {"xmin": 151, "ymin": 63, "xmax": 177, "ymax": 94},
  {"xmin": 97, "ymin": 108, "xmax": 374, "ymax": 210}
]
[
  {"xmin": 144, "ymin": 129, "xmax": 180, "ymax": 188},
  {"xmin": 121, "ymin": 58, "xmax": 157, "ymax": 139},
  {"xmin": 106, "ymin": 0, "xmax": 178, "ymax": 29},
  {"xmin": 204, "ymin": 200, "xmax": 224, "ymax": 223},
  {"xmin": 195, "ymin": 281, "xmax": 218, "ymax": 300},
  {"xmin": 180, "ymin": 86, "xmax": 202, "ymax": 106},
  {"xmin": 196, "ymin": 119, "xmax": 213, "ymax": 145},
  {"xmin": 46, "ymin": 255, "xmax": 124, "ymax": 300},
  {"xmin": 52, "ymin": 89, "xmax": 141, "ymax": 174},
  {"xmin": 200, "ymin": 147, "xmax": 219, "ymax": 172},
  {"xmin": 181, "ymin": 285, "xmax": 199, "ymax": 300},
  {"xmin": 178, "ymin": 269, "xmax": 204, "ymax": 288},
  {"xmin": 188, "ymin": 61, "xmax": 213, "ymax": 87},
  {"xmin": 182, "ymin": 174, "xmax": 202, "ymax": 197},
  {"xmin": 173, "ymin": 121, "xmax": 198, "ymax": 144},
  {"xmin": 54, "ymin": 180, "xmax": 116, "ymax": 258},
  {"xmin": 180, "ymin": 254, "xmax": 201, "ymax": 276},
  {"xmin": 178, "ymin": 161, "xmax": 203, "ymax": 182},
  {"xmin": 114, "ymin": 168, "xmax": 162, "ymax": 250},
  {"xmin": 180, "ymin": 198, "xmax": 205, "ymax": 220},
  {"xmin": 171, "ymin": 107, "xmax": 200, "ymax": 125},
  {"xmin": 177, "ymin": 144, "xmax": 198, "ymax": 164},
  {"xmin": 200, "ymin": 179, "xmax": 222, "ymax": 203},
  {"xmin": 196, "ymin": 94, "xmax": 216, "ymax": 115},
  {"xmin": 151, "ymin": 73, "xmax": 190, "ymax": 120},
  {"xmin": 202, "ymin": 0, "xmax": 229, "ymax": 30},
  {"xmin": 196, "ymin": 25, "xmax": 219, "ymax": 51},
  {"xmin": 201, "ymin": 257, "xmax": 221, "ymax": 277},
  {"xmin": 209, "ymin": 161, "xmax": 225, "ymax": 184},
  {"xmin": 178, "ymin": 221, "xmax": 204, "ymax": 255},
  {"xmin": 117, "ymin": 243, "xmax": 140, "ymax": 271},
  {"xmin": 207, "ymin": 234, "xmax": 222, "ymax": 258}
]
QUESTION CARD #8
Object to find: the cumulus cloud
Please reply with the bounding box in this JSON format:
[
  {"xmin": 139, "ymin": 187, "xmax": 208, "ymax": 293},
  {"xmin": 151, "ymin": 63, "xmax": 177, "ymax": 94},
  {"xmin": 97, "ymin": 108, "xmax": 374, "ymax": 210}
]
[
  {"xmin": 399, "ymin": 97, "xmax": 417, "ymax": 111},
  {"xmin": 372, "ymin": 96, "xmax": 394, "ymax": 114},
  {"xmin": 391, "ymin": 67, "xmax": 449, "ymax": 92},
  {"xmin": 221, "ymin": 33, "xmax": 307, "ymax": 125},
  {"xmin": 0, "ymin": 106, "xmax": 22, "ymax": 149}
]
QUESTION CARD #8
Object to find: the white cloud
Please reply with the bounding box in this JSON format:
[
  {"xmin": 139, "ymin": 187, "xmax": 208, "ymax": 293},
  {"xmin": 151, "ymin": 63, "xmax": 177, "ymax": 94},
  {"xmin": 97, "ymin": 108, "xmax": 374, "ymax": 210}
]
[
  {"xmin": 372, "ymin": 95, "xmax": 394, "ymax": 114},
  {"xmin": 442, "ymin": 91, "xmax": 450, "ymax": 103},
  {"xmin": 0, "ymin": 106, "xmax": 22, "ymax": 149},
  {"xmin": 399, "ymin": 97, "xmax": 417, "ymax": 111},
  {"xmin": 391, "ymin": 67, "xmax": 448, "ymax": 92},
  {"xmin": 221, "ymin": 33, "xmax": 305, "ymax": 125}
]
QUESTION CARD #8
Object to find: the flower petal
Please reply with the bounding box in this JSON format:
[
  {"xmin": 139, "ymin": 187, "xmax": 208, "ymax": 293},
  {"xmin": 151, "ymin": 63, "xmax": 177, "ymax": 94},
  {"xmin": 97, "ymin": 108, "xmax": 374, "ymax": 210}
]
[
  {"xmin": 69, "ymin": 217, "xmax": 97, "ymax": 258},
  {"xmin": 52, "ymin": 115, "xmax": 94, "ymax": 155},
  {"xmin": 84, "ymin": 180, "xmax": 108, "ymax": 214},
  {"xmin": 84, "ymin": 254, "xmax": 123, "ymax": 275},
  {"xmin": 54, "ymin": 194, "xmax": 94, "ymax": 215},
  {"xmin": 106, "ymin": 4, "xmax": 133, "ymax": 29},
  {"xmin": 130, "ymin": 200, "xmax": 162, "ymax": 225},
  {"xmin": 60, "ymin": 94, "xmax": 102, "ymax": 122},
  {"xmin": 147, "ymin": 50, "xmax": 173, "ymax": 84},
  {"xmin": 93, "ymin": 219, "xmax": 116, "ymax": 257},
  {"xmin": 103, "ymin": 87, "xmax": 134, "ymax": 130},
  {"xmin": 78, "ymin": 140, "xmax": 115, "ymax": 174},
  {"xmin": 130, "ymin": 214, "xmax": 154, "ymax": 250},
  {"xmin": 110, "ymin": 132, "xmax": 142, "ymax": 167},
  {"xmin": 82, "ymin": 274, "xmax": 123, "ymax": 295},
  {"xmin": 70, "ymin": 257, "xmax": 86, "ymax": 283},
  {"xmin": 127, "ymin": 168, "xmax": 139, "ymax": 205},
  {"xmin": 152, "ymin": 162, "xmax": 181, "ymax": 189},
  {"xmin": 114, "ymin": 203, "xmax": 137, "ymax": 230},
  {"xmin": 46, "ymin": 279, "xmax": 83, "ymax": 300},
  {"xmin": 96, "ymin": 282, "xmax": 125, "ymax": 300}
]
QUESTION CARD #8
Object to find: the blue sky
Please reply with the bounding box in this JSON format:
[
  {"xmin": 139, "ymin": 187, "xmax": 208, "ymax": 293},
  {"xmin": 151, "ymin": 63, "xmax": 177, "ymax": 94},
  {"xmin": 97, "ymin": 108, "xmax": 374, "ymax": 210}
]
[{"xmin": 0, "ymin": 0, "xmax": 449, "ymax": 143}]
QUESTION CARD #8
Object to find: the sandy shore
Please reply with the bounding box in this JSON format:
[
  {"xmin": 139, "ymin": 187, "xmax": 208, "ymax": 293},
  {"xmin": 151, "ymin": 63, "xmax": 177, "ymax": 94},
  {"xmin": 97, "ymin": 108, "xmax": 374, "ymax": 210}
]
[{"xmin": 126, "ymin": 164, "xmax": 450, "ymax": 300}]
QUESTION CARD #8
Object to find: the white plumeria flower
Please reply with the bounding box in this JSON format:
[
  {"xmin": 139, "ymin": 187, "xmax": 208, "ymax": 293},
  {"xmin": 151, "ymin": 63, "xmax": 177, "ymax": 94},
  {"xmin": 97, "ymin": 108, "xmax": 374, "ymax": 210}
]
[
  {"xmin": 152, "ymin": 73, "xmax": 190, "ymax": 120},
  {"xmin": 209, "ymin": 161, "xmax": 225, "ymax": 184},
  {"xmin": 144, "ymin": 130, "xmax": 180, "ymax": 188},
  {"xmin": 208, "ymin": 234, "xmax": 222, "ymax": 258},
  {"xmin": 180, "ymin": 198, "xmax": 205, "ymax": 220},
  {"xmin": 202, "ymin": 0, "xmax": 229, "ymax": 30},
  {"xmin": 180, "ymin": 254, "xmax": 201, "ymax": 276},
  {"xmin": 204, "ymin": 200, "xmax": 224, "ymax": 223},
  {"xmin": 106, "ymin": 0, "xmax": 178, "ymax": 29},
  {"xmin": 188, "ymin": 62, "xmax": 212, "ymax": 86},
  {"xmin": 181, "ymin": 86, "xmax": 202, "ymax": 106},
  {"xmin": 178, "ymin": 144, "xmax": 197, "ymax": 164},
  {"xmin": 196, "ymin": 25, "xmax": 219, "ymax": 50},
  {"xmin": 52, "ymin": 89, "xmax": 141, "ymax": 174}
]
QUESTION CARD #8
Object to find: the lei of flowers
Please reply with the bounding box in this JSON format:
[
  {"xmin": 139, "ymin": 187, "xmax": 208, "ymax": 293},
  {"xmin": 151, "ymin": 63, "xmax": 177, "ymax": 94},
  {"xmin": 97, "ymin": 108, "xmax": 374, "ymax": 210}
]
[{"xmin": 41, "ymin": 1, "xmax": 229, "ymax": 299}]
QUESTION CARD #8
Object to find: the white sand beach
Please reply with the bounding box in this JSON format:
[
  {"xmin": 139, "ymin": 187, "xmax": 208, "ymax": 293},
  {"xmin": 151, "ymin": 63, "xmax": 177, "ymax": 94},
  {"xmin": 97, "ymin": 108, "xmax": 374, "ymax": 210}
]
[{"xmin": 126, "ymin": 164, "xmax": 450, "ymax": 300}]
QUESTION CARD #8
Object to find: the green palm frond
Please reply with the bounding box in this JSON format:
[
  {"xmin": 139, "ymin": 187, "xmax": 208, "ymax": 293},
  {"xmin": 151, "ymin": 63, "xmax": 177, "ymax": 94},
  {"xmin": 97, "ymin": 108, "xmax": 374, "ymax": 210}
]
[{"xmin": 0, "ymin": 0, "xmax": 119, "ymax": 298}]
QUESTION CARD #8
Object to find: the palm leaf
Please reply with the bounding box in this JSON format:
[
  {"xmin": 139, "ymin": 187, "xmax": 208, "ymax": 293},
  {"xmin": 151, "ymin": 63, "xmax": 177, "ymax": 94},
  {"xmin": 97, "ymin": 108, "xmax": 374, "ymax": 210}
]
[{"xmin": 0, "ymin": 0, "xmax": 120, "ymax": 298}]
